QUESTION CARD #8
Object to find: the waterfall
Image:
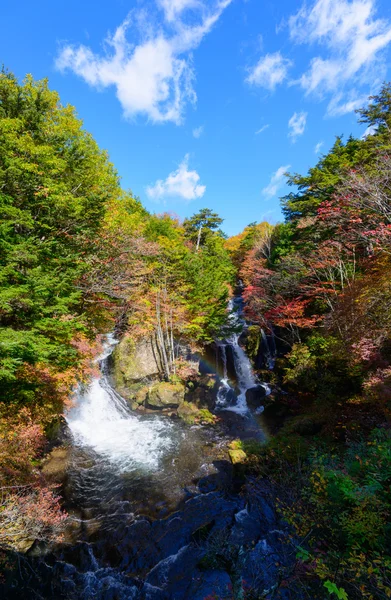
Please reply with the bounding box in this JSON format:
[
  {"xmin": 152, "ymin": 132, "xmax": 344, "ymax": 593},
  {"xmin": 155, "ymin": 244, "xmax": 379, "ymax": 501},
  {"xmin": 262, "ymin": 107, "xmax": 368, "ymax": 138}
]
[
  {"xmin": 65, "ymin": 335, "xmax": 177, "ymax": 472},
  {"xmin": 227, "ymin": 333, "xmax": 257, "ymax": 415},
  {"xmin": 220, "ymin": 344, "xmax": 228, "ymax": 379},
  {"xmin": 216, "ymin": 298, "xmax": 270, "ymax": 416},
  {"xmin": 261, "ymin": 328, "xmax": 277, "ymax": 370}
]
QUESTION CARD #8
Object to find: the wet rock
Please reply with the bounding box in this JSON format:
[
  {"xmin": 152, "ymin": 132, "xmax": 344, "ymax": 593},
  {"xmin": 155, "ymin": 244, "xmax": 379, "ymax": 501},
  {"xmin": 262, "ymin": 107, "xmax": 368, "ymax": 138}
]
[
  {"xmin": 229, "ymin": 506, "xmax": 262, "ymax": 545},
  {"xmin": 224, "ymin": 344, "xmax": 237, "ymax": 380},
  {"xmin": 145, "ymin": 544, "xmax": 202, "ymax": 598},
  {"xmin": 245, "ymin": 384, "xmax": 267, "ymax": 408},
  {"xmin": 245, "ymin": 479, "xmax": 277, "ymax": 533},
  {"xmin": 197, "ymin": 474, "xmax": 222, "ymax": 493},
  {"xmin": 147, "ymin": 382, "xmax": 185, "ymax": 409},
  {"xmin": 121, "ymin": 493, "xmax": 240, "ymax": 575},
  {"xmin": 185, "ymin": 569, "xmax": 233, "ymax": 600},
  {"xmin": 215, "ymin": 384, "xmax": 236, "ymax": 408},
  {"xmin": 142, "ymin": 583, "xmax": 170, "ymax": 599}
]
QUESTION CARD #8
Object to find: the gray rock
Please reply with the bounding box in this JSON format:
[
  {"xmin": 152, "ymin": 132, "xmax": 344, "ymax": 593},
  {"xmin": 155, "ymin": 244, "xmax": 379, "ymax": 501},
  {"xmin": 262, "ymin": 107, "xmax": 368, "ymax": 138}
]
[{"xmin": 112, "ymin": 335, "xmax": 164, "ymax": 398}]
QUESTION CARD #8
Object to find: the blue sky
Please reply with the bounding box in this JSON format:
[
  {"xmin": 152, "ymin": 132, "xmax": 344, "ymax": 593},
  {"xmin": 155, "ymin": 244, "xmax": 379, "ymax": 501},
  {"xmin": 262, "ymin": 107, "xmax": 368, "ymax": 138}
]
[{"xmin": 2, "ymin": 0, "xmax": 391, "ymax": 235}]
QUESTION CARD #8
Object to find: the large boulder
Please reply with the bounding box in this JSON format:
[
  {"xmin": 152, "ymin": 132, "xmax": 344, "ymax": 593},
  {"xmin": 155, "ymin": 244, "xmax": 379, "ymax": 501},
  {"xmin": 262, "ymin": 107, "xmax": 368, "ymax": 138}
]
[
  {"xmin": 41, "ymin": 446, "xmax": 70, "ymax": 484},
  {"xmin": 111, "ymin": 335, "xmax": 164, "ymax": 399},
  {"xmin": 245, "ymin": 384, "xmax": 267, "ymax": 408},
  {"xmin": 147, "ymin": 382, "xmax": 185, "ymax": 409}
]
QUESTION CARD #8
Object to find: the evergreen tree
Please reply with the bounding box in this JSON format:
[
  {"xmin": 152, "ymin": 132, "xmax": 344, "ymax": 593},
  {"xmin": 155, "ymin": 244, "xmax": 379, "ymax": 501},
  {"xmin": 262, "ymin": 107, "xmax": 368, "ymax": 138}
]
[{"xmin": 184, "ymin": 208, "xmax": 224, "ymax": 250}]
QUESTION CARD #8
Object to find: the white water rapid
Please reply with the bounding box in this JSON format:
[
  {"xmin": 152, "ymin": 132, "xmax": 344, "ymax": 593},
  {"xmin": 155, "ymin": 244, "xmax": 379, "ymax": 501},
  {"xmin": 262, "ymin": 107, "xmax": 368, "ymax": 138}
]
[{"xmin": 66, "ymin": 335, "xmax": 177, "ymax": 472}]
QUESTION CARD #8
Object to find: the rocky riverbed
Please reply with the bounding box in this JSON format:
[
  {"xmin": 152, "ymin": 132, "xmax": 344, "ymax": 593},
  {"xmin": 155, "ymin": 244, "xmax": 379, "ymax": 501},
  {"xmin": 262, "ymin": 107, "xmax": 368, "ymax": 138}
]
[{"xmin": 1, "ymin": 329, "xmax": 300, "ymax": 600}]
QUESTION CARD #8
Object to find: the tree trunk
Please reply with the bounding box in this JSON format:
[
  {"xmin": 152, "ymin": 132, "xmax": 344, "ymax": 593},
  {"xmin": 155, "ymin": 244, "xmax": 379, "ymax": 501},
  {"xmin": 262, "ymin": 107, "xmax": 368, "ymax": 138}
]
[{"xmin": 196, "ymin": 224, "xmax": 202, "ymax": 252}]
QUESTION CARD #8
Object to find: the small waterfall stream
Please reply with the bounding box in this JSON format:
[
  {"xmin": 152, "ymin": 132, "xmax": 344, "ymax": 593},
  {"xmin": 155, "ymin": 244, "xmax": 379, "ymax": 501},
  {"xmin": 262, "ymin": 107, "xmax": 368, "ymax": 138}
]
[{"xmin": 216, "ymin": 298, "xmax": 271, "ymax": 415}]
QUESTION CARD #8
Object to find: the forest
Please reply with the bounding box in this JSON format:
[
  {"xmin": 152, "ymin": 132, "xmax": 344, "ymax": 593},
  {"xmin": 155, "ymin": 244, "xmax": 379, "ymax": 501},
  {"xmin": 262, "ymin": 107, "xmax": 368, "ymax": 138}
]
[{"xmin": 0, "ymin": 70, "xmax": 391, "ymax": 599}]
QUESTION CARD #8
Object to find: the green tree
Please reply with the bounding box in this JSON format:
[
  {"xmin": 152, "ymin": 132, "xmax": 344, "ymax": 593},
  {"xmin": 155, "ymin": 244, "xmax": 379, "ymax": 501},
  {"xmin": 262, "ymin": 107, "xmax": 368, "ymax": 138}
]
[
  {"xmin": 0, "ymin": 70, "xmax": 121, "ymax": 403},
  {"xmin": 184, "ymin": 208, "xmax": 224, "ymax": 251}
]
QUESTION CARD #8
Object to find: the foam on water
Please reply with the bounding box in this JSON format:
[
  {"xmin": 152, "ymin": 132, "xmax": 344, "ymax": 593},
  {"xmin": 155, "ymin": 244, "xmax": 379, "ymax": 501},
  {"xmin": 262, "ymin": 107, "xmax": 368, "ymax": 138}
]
[{"xmin": 66, "ymin": 336, "xmax": 176, "ymax": 472}]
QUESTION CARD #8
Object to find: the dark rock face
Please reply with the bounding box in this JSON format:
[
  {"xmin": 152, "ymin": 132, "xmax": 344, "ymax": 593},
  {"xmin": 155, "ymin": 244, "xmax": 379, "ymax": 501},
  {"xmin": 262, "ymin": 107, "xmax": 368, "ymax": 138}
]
[
  {"xmin": 2, "ymin": 479, "xmax": 306, "ymax": 600},
  {"xmin": 245, "ymin": 384, "xmax": 267, "ymax": 407},
  {"xmin": 224, "ymin": 344, "xmax": 237, "ymax": 381},
  {"xmin": 185, "ymin": 570, "xmax": 232, "ymax": 600}
]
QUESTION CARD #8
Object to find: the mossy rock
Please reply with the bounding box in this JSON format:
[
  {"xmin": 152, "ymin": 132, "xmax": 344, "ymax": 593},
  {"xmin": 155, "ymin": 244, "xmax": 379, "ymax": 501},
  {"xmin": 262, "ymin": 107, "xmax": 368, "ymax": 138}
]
[
  {"xmin": 147, "ymin": 382, "xmax": 185, "ymax": 409},
  {"xmin": 185, "ymin": 374, "xmax": 218, "ymax": 408},
  {"xmin": 177, "ymin": 402, "xmax": 217, "ymax": 425},
  {"xmin": 228, "ymin": 448, "xmax": 247, "ymax": 465},
  {"xmin": 228, "ymin": 440, "xmax": 247, "ymax": 464},
  {"xmin": 177, "ymin": 401, "xmax": 200, "ymax": 424},
  {"xmin": 135, "ymin": 385, "xmax": 149, "ymax": 405},
  {"xmin": 44, "ymin": 415, "xmax": 64, "ymax": 441}
]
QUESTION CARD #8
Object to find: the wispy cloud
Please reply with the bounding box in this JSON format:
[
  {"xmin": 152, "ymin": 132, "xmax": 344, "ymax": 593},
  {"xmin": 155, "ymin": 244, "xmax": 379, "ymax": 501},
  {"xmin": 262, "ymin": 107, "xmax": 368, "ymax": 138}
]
[
  {"xmin": 255, "ymin": 124, "xmax": 270, "ymax": 135},
  {"xmin": 288, "ymin": 111, "xmax": 307, "ymax": 141},
  {"xmin": 327, "ymin": 91, "xmax": 369, "ymax": 116},
  {"xmin": 262, "ymin": 165, "xmax": 290, "ymax": 198},
  {"xmin": 315, "ymin": 141, "xmax": 324, "ymax": 153},
  {"xmin": 157, "ymin": 0, "xmax": 201, "ymax": 22},
  {"xmin": 192, "ymin": 125, "xmax": 204, "ymax": 138},
  {"xmin": 56, "ymin": 0, "xmax": 232, "ymax": 124},
  {"xmin": 289, "ymin": 0, "xmax": 391, "ymax": 114},
  {"xmin": 146, "ymin": 154, "xmax": 206, "ymax": 202},
  {"xmin": 246, "ymin": 51, "xmax": 292, "ymax": 90}
]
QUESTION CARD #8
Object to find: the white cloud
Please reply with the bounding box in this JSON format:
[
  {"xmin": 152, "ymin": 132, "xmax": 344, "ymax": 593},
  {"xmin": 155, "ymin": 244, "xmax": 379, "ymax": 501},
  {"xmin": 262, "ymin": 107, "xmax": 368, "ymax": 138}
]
[
  {"xmin": 315, "ymin": 141, "xmax": 324, "ymax": 153},
  {"xmin": 262, "ymin": 165, "xmax": 290, "ymax": 198},
  {"xmin": 56, "ymin": 0, "xmax": 232, "ymax": 124},
  {"xmin": 158, "ymin": 0, "xmax": 201, "ymax": 22},
  {"xmin": 255, "ymin": 124, "xmax": 270, "ymax": 134},
  {"xmin": 289, "ymin": 0, "xmax": 391, "ymax": 111},
  {"xmin": 193, "ymin": 125, "xmax": 204, "ymax": 138},
  {"xmin": 146, "ymin": 154, "xmax": 206, "ymax": 202},
  {"xmin": 327, "ymin": 91, "xmax": 369, "ymax": 116},
  {"xmin": 246, "ymin": 52, "xmax": 292, "ymax": 90},
  {"xmin": 288, "ymin": 111, "xmax": 307, "ymax": 141}
]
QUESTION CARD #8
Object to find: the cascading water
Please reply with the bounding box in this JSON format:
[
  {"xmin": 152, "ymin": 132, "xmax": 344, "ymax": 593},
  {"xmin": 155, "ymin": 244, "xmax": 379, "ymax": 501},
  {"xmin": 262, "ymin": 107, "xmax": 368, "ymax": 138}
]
[
  {"xmin": 216, "ymin": 298, "xmax": 270, "ymax": 415},
  {"xmin": 66, "ymin": 335, "xmax": 177, "ymax": 472},
  {"xmin": 261, "ymin": 327, "xmax": 277, "ymax": 370}
]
